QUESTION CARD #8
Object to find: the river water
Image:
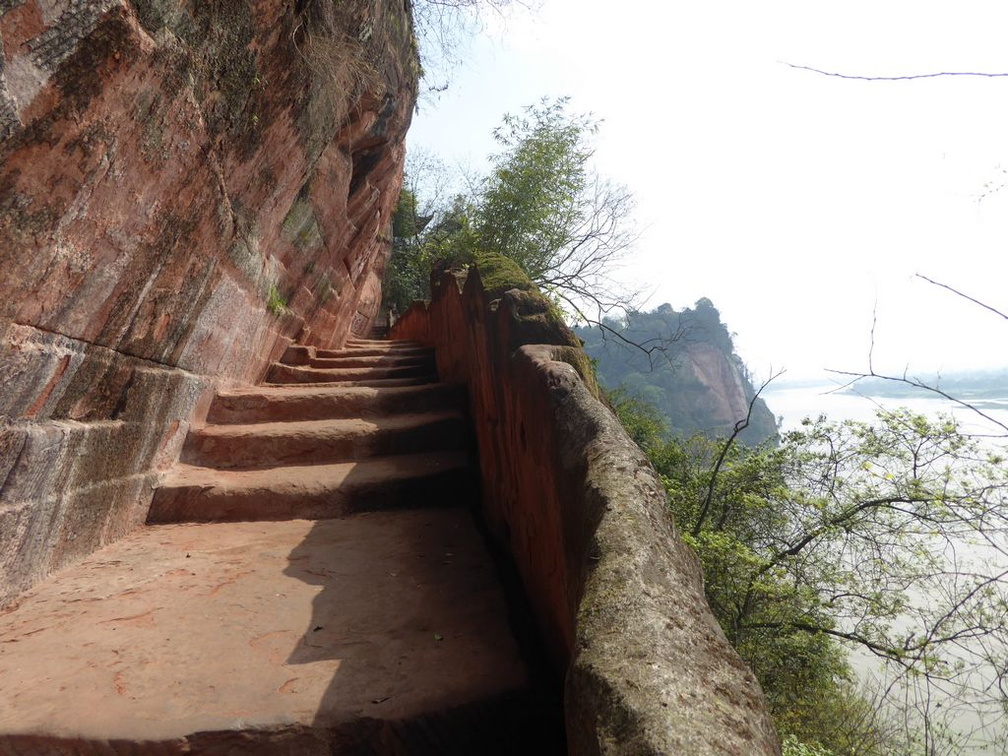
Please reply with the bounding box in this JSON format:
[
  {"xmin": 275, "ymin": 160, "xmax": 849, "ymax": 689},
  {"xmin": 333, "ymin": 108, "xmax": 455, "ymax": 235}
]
[
  {"xmin": 762, "ymin": 380, "xmax": 1008, "ymax": 755},
  {"xmin": 763, "ymin": 379, "xmax": 1008, "ymax": 435}
]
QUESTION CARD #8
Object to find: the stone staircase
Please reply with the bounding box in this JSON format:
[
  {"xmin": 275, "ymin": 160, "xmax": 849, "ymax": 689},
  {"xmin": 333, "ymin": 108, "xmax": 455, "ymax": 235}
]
[
  {"xmin": 148, "ymin": 340, "xmax": 475, "ymax": 524},
  {"xmin": 0, "ymin": 339, "xmax": 561, "ymax": 754}
]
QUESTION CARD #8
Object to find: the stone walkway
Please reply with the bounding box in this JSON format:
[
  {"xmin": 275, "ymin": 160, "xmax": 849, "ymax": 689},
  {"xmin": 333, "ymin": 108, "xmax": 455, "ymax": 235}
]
[{"xmin": 0, "ymin": 340, "xmax": 559, "ymax": 754}]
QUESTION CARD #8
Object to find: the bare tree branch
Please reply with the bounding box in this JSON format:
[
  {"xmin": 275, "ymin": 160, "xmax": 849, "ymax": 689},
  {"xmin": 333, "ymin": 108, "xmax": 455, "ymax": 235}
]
[
  {"xmin": 827, "ymin": 369, "xmax": 1008, "ymax": 436},
  {"xmin": 915, "ymin": 274, "xmax": 1008, "ymax": 322},
  {"xmin": 693, "ymin": 369, "xmax": 785, "ymax": 537},
  {"xmin": 550, "ymin": 287, "xmax": 681, "ymax": 368},
  {"xmin": 828, "ymin": 279, "xmax": 1008, "ymax": 435},
  {"xmin": 782, "ymin": 62, "xmax": 1008, "ymax": 81}
]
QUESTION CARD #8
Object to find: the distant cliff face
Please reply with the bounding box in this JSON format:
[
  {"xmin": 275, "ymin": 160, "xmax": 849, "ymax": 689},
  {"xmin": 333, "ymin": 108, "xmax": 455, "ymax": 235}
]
[
  {"xmin": 675, "ymin": 340, "xmax": 778, "ymax": 444},
  {"xmin": 577, "ymin": 301, "xmax": 778, "ymax": 444},
  {"xmin": 0, "ymin": 0, "xmax": 417, "ymax": 604}
]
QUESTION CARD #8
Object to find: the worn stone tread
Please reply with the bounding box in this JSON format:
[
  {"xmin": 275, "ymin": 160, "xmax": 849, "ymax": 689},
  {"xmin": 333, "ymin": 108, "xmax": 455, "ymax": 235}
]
[
  {"xmin": 265, "ymin": 363, "xmax": 436, "ymax": 385},
  {"xmin": 181, "ymin": 411, "xmax": 469, "ymax": 469},
  {"xmin": 264, "ymin": 376, "xmax": 438, "ymax": 389},
  {"xmin": 316, "ymin": 345, "xmax": 432, "ymax": 359},
  {"xmin": 207, "ymin": 384, "xmax": 466, "ymax": 424},
  {"xmin": 0, "ymin": 513, "xmax": 532, "ymax": 750},
  {"xmin": 306, "ymin": 354, "xmax": 435, "ymax": 370},
  {"xmin": 344, "ymin": 338, "xmax": 424, "ymax": 349},
  {"xmin": 149, "ymin": 452, "xmax": 476, "ymax": 523}
]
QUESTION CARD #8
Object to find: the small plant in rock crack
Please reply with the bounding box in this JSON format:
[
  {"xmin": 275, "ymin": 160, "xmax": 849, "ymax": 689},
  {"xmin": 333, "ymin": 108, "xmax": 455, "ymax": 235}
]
[{"xmin": 266, "ymin": 285, "xmax": 288, "ymax": 315}]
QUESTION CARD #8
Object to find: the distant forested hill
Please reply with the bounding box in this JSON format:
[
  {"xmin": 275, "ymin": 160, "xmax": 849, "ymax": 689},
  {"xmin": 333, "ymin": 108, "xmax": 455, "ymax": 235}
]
[
  {"xmin": 843, "ymin": 371, "xmax": 1008, "ymax": 400},
  {"xmin": 575, "ymin": 299, "xmax": 778, "ymax": 445}
]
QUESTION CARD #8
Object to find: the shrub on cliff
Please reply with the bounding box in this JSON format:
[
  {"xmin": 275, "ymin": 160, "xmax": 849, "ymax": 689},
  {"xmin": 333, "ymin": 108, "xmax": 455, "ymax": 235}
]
[{"xmin": 384, "ymin": 97, "xmax": 637, "ymax": 322}]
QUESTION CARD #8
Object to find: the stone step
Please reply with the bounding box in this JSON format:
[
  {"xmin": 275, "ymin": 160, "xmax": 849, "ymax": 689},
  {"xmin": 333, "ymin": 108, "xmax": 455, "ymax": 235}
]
[
  {"xmin": 207, "ymin": 384, "xmax": 467, "ymax": 424},
  {"xmin": 181, "ymin": 411, "xmax": 469, "ymax": 470},
  {"xmin": 336, "ymin": 341, "xmax": 425, "ymax": 355},
  {"xmin": 346, "ymin": 338, "xmax": 422, "ymax": 348},
  {"xmin": 148, "ymin": 452, "xmax": 477, "ymax": 523},
  {"xmin": 307, "ymin": 354, "xmax": 435, "ymax": 371},
  {"xmin": 267, "ymin": 376, "xmax": 441, "ymax": 389},
  {"xmin": 265, "ymin": 362, "xmax": 437, "ymax": 385},
  {"xmin": 281, "ymin": 343, "xmax": 433, "ymax": 365},
  {"xmin": 0, "ymin": 513, "xmax": 557, "ymax": 753}
]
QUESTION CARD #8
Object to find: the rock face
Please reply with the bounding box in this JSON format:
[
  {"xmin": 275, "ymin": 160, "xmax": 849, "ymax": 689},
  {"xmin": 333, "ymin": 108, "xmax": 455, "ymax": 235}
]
[
  {"xmin": 681, "ymin": 340, "xmax": 775, "ymax": 438},
  {"xmin": 0, "ymin": 0, "xmax": 417, "ymax": 605},
  {"xmin": 575, "ymin": 304, "xmax": 778, "ymax": 444},
  {"xmin": 391, "ymin": 258, "xmax": 781, "ymax": 755}
]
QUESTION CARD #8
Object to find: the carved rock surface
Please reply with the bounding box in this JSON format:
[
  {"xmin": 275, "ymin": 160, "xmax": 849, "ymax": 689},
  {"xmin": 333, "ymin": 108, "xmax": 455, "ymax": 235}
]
[
  {"xmin": 0, "ymin": 513, "xmax": 541, "ymax": 753},
  {"xmin": 0, "ymin": 0, "xmax": 417, "ymax": 605}
]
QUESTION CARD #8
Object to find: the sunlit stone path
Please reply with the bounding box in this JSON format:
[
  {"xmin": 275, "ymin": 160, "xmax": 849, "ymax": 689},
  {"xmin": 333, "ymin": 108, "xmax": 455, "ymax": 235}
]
[{"xmin": 0, "ymin": 339, "xmax": 560, "ymax": 754}]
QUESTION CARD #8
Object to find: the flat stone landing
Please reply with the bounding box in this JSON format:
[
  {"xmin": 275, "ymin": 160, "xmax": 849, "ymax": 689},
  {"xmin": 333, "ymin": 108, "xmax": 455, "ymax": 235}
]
[{"xmin": 0, "ymin": 510, "xmax": 540, "ymax": 753}]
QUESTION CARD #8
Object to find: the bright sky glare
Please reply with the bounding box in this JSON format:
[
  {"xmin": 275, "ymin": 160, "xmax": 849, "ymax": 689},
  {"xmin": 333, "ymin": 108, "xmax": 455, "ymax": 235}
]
[{"xmin": 406, "ymin": 0, "xmax": 1008, "ymax": 381}]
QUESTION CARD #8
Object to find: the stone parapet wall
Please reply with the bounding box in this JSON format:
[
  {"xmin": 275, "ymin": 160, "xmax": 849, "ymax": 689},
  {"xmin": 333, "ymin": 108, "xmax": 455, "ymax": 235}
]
[
  {"xmin": 391, "ymin": 260, "xmax": 780, "ymax": 755},
  {"xmin": 0, "ymin": 0, "xmax": 417, "ymax": 605}
]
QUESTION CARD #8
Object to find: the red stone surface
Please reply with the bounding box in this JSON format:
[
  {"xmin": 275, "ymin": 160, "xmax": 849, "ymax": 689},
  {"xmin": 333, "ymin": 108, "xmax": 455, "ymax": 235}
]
[
  {"xmin": 0, "ymin": 335, "xmax": 562, "ymax": 752},
  {"xmin": 0, "ymin": 513, "xmax": 532, "ymax": 749},
  {"xmin": 391, "ymin": 266, "xmax": 782, "ymax": 755},
  {"xmin": 0, "ymin": 0, "xmax": 418, "ymax": 604}
]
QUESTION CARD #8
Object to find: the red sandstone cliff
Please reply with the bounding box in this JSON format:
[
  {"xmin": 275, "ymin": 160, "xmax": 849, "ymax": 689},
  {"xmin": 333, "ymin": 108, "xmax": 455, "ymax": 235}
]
[
  {"xmin": 682, "ymin": 341, "xmax": 765, "ymax": 428},
  {"xmin": 0, "ymin": 0, "xmax": 418, "ymax": 604}
]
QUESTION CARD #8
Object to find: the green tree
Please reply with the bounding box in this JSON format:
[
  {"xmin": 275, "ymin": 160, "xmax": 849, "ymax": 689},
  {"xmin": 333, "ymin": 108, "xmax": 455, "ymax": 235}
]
[
  {"xmin": 382, "ymin": 98, "xmax": 638, "ymax": 322},
  {"xmin": 382, "ymin": 182, "xmax": 480, "ymax": 315},
  {"xmin": 474, "ymin": 97, "xmax": 638, "ymax": 320},
  {"xmin": 382, "ymin": 187, "xmax": 430, "ymax": 314}
]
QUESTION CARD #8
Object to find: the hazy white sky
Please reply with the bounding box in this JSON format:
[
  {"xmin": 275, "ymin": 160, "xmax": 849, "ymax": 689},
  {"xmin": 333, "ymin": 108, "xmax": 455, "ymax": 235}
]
[{"xmin": 407, "ymin": 0, "xmax": 1008, "ymax": 381}]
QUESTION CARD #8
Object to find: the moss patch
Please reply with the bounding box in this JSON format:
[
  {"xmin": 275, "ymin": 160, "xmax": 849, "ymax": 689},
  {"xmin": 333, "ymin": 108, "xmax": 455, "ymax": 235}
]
[
  {"xmin": 475, "ymin": 253, "xmax": 537, "ymax": 299},
  {"xmin": 552, "ymin": 345, "xmax": 601, "ymax": 400},
  {"xmin": 266, "ymin": 284, "xmax": 288, "ymax": 315},
  {"xmin": 468, "ymin": 255, "xmax": 600, "ymax": 399},
  {"xmin": 281, "ymin": 193, "xmax": 323, "ymax": 253}
]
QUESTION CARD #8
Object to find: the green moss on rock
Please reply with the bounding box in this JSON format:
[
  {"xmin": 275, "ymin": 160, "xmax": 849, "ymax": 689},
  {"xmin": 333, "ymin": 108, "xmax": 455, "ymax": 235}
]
[
  {"xmin": 470, "ymin": 254, "xmax": 600, "ymax": 399},
  {"xmin": 282, "ymin": 194, "xmax": 323, "ymax": 253},
  {"xmin": 132, "ymin": 0, "xmax": 261, "ymax": 150},
  {"xmin": 474, "ymin": 253, "xmax": 537, "ymax": 299},
  {"xmin": 501, "ymin": 289, "xmax": 577, "ymax": 349},
  {"xmin": 552, "ymin": 345, "xmax": 601, "ymax": 399}
]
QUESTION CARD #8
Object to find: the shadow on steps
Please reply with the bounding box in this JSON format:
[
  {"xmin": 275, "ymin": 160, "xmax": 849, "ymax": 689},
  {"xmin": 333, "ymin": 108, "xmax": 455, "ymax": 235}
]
[{"xmin": 286, "ymin": 510, "xmax": 566, "ymax": 755}]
